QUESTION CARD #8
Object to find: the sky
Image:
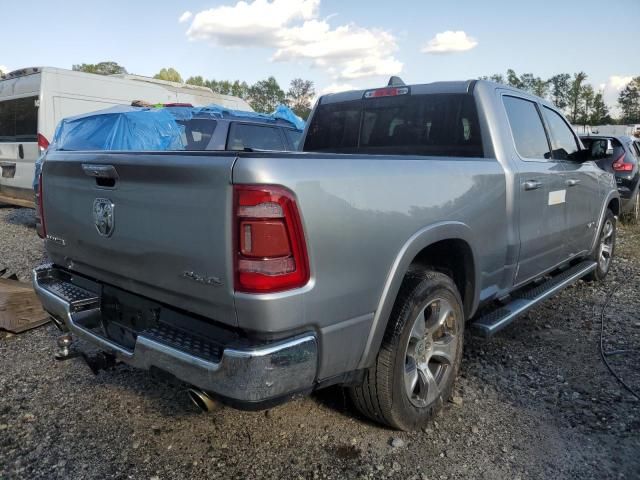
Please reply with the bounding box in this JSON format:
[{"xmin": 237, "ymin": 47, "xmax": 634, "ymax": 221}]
[{"xmin": 1, "ymin": 0, "xmax": 639, "ymax": 112}]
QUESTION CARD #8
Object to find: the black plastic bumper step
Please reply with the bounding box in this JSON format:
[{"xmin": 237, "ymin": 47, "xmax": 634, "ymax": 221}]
[
  {"xmin": 471, "ymin": 260, "xmax": 597, "ymax": 337},
  {"xmin": 141, "ymin": 323, "xmax": 223, "ymax": 363}
]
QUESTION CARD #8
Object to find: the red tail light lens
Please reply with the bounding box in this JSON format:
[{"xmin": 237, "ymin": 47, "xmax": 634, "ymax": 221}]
[
  {"xmin": 363, "ymin": 86, "xmax": 409, "ymax": 99},
  {"xmin": 612, "ymin": 153, "xmax": 633, "ymax": 171},
  {"xmin": 37, "ymin": 133, "xmax": 49, "ymax": 153},
  {"xmin": 234, "ymin": 185, "xmax": 309, "ymax": 293},
  {"xmin": 37, "ymin": 173, "xmax": 46, "ymax": 238}
]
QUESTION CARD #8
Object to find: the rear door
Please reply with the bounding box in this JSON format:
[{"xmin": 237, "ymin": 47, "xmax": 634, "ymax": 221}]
[
  {"xmin": 541, "ymin": 106, "xmax": 600, "ymax": 257},
  {"xmin": 41, "ymin": 152, "xmax": 238, "ymax": 326},
  {"xmin": 502, "ymin": 95, "xmax": 568, "ymax": 284}
]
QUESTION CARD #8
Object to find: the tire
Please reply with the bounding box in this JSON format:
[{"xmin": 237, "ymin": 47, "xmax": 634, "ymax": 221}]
[
  {"xmin": 625, "ymin": 191, "xmax": 639, "ymax": 225},
  {"xmin": 349, "ymin": 270, "xmax": 464, "ymax": 431},
  {"xmin": 585, "ymin": 209, "xmax": 616, "ymax": 282}
]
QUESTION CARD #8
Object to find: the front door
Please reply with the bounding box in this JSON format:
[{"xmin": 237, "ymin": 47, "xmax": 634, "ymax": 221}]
[{"xmin": 501, "ymin": 94, "xmax": 568, "ymax": 284}]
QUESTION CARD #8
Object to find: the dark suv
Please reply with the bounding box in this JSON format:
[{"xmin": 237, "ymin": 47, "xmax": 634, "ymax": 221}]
[
  {"xmin": 580, "ymin": 135, "xmax": 640, "ymax": 221},
  {"xmin": 176, "ymin": 112, "xmax": 302, "ymax": 151}
]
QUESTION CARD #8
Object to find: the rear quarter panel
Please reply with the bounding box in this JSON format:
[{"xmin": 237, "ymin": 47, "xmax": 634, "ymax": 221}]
[{"xmin": 233, "ymin": 153, "xmax": 508, "ymax": 378}]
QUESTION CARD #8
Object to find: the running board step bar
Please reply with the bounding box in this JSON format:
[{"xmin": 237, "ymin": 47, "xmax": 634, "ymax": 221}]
[{"xmin": 471, "ymin": 260, "xmax": 597, "ymax": 337}]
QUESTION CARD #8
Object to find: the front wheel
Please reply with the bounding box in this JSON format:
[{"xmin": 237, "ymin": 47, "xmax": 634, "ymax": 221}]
[
  {"xmin": 585, "ymin": 209, "xmax": 616, "ymax": 282},
  {"xmin": 349, "ymin": 270, "xmax": 464, "ymax": 431}
]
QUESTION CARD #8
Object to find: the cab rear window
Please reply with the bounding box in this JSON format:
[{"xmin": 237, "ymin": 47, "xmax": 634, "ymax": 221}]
[
  {"xmin": 303, "ymin": 93, "xmax": 484, "ymax": 157},
  {"xmin": 0, "ymin": 96, "xmax": 38, "ymax": 142}
]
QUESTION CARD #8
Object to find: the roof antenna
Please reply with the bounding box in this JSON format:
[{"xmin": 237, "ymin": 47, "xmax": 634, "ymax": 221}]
[{"xmin": 387, "ymin": 76, "xmax": 405, "ymax": 87}]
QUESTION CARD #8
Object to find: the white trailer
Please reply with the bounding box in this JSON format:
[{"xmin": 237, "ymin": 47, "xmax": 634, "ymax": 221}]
[{"xmin": 0, "ymin": 67, "xmax": 252, "ymax": 207}]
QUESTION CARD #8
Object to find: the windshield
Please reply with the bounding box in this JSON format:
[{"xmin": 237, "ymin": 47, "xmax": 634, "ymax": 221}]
[{"xmin": 303, "ymin": 93, "xmax": 484, "ymax": 157}]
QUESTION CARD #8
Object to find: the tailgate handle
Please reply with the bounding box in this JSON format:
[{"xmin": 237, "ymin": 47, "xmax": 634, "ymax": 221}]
[
  {"xmin": 82, "ymin": 164, "xmax": 119, "ymax": 188},
  {"xmin": 82, "ymin": 164, "xmax": 119, "ymax": 179}
]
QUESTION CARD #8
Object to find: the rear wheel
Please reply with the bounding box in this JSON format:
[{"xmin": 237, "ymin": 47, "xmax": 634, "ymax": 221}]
[
  {"xmin": 585, "ymin": 209, "xmax": 616, "ymax": 282},
  {"xmin": 349, "ymin": 270, "xmax": 464, "ymax": 431}
]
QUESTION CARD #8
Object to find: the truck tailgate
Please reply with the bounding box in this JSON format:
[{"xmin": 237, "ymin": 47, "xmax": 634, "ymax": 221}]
[{"xmin": 41, "ymin": 151, "xmax": 238, "ymax": 326}]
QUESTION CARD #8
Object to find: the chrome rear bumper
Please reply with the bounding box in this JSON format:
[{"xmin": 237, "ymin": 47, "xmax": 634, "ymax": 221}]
[{"xmin": 33, "ymin": 265, "xmax": 318, "ymax": 404}]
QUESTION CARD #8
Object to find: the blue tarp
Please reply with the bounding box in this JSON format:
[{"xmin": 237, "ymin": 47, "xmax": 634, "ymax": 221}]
[
  {"xmin": 50, "ymin": 105, "xmax": 186, "ymax": 151},
  {"xmin": 49, "ymin": 104, "xmax": 305, "ymax": 152}
]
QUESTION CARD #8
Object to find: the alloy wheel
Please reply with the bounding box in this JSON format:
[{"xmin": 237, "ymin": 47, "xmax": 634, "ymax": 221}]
[{"xmin": 403, "ymin": 297, "xmax": 459, "ymax": 408}]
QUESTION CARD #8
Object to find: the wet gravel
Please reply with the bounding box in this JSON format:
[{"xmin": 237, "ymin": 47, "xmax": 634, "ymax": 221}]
[{"xmin": 1, "ymin": 207, "xmax": 639, "ymax": 479}]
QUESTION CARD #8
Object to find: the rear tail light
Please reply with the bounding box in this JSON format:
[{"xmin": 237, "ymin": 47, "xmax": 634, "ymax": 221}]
[
  {"xmin": 37, "ymin": 173, "xmax": 46, "ymax": 239},
  {"xmin": 234, "ymin": 185, "xmax": 309, "ymax": 293},
  {"xmin": 37, "ymin": 133, "xmax": 49, "ymax": 153},
  {"xmin": 612, "ymin": 153, "xmax": 633, "ymax": 172}
]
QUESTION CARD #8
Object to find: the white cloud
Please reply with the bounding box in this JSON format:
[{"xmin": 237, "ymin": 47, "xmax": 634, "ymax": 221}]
[
  {"xmin": 601, "ymin": 75, "xmax": 635, "ymax": 116},
  {"xmin": 0, "ymin": 65, "xmax": 8, "ymax": 74},
  {"xmin": 178, "ymin": 11, "xmax": 193, "ymax": 23},
  {"xmin": 321, "ymin": 82, "xmax": 356, "ymax": 95},
  {"xmin": 422, "ymin": 30, "xmax": 477, "ymax": 54},
  {"xmin": 183, "ymin": 0, "xmax": 402, "ymax": 80}
]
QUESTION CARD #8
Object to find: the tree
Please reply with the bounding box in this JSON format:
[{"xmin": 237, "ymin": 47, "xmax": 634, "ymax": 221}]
[
  {"xmin": 153, "ymin": 68, "xmax": 183, "ymax": 83},
  {"xmin": 186, "ymin": 76, "xmax": 205, "ymax": 87},
  {"xmin": 506, "ymin": 69, "xmax": 523, "ymax": 89},
  {"xmin": 590, "ymin": 92, "xmax": 609, "ymax": 125},
  {"xmin": 568, "ymin": 72, "xmax": 587, "ymax": 123},
  {"xmin": 72, "ymin": 61, "xmax": 127, "ymax": 75},
  {"xmin": 618, "ymin": 77, "xmax": 640, "ymax": 124},
  {"xmin": 286, "ymin": 78, "xmax": 315, "ymax": 119},
  {"xmin": 248, "ymin": 76, "xmax": 286, "ymax": 113},
  {"xmin": 230, "ymin": 80, "xmax": 250, "ymax": 100},
  {"xmin": 549, "ymin": 74, "xmax": 571, "ymax": 111},
  {"xmin": 577, "ymin": 84, "xmax": 594, "ymax": 125}
]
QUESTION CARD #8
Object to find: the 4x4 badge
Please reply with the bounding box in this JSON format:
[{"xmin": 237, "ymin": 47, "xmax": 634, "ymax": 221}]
[{"xmin": 93, "ymin": 198, "xmax": 115, "ymax": 237}]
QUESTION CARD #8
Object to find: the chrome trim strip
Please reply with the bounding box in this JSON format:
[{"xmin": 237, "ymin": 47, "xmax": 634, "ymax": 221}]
[{"xmin": 33, "ymin": 266, "xmax": 318, "ymax": 402}]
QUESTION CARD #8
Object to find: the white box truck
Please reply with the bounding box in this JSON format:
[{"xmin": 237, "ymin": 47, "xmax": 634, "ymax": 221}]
[{"xmin": 0, "ymin": 67, "xmax": 253, "ymax": 207}]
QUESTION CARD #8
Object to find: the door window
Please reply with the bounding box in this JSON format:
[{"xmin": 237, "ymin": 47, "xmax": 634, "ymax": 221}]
[
  {"xmin": 542, "ymin": 107, "xmax": 580, "ymax": 160},
  {"xmin": 227, "ymin": 123, "xmax": 285, "ymax": 151},
  {"xmin": 502, "ymin": 96, "xmax": 551, "ymax": 160},
  {"xmin": 0, "ymin": 96, "xmax": 38, "ymax": 142}
]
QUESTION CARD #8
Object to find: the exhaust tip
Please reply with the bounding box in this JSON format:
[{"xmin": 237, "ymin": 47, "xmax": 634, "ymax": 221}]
[{"xmin": 187, "ymin": 388, "xmax": 219, "ymax": 413}]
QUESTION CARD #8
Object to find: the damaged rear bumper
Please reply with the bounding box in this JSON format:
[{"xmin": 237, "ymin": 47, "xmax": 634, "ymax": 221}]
[{"xmin": 32, "ymin": 264, "xmax": 318, "ymax": 406}]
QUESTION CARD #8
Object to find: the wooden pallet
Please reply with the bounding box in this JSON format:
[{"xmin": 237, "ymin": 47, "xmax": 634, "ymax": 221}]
[{"xmin": 0, "ymin": 278, "xmax": 49, "ymax": 333}]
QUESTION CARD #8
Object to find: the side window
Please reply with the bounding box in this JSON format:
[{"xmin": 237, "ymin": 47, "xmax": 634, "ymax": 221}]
[
  {"xmin": 227, "ymin": 123, "xmax": 285, "ymax": 151},
  {"xmin": 632, "ymin": 142, "xmax": 640, "ymax": 159},
  {"xmin": 284, "ymin": 129, "xmax": 302, "ymax": 150},
  {"xmin": 542, "ymin": 107, "xmax": 580, "ymax": 160},
  {"xmin": 502, "ymin": 96, "xmax": 551, "ymax": 159}
]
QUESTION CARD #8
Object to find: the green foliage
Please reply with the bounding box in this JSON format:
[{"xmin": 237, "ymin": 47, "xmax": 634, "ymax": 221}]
[
  {"xmin": 153, "ymin": 68, "xmax": 183, "ymax": 83},
  {"xmin": 568, "ymin": 72, "xmax": 587, "ymax": 124},
  {"xmin": 549, "ymin": 74, "xmax": 571, "ymax": 111},
  {"xmin": 618, "ymin": 77, "xmax": 640, "ymax": 124},
  {"xmin": 286, "ymin": 78, "xmax": 315, "ymax": 119},
  {"xmin": 248, "ymin": 76, "xmax": 286, "ymax": 113},
  {"xmin": 72, "ymin": 61, "xmax": 127, "ymax": 75},
  {"xmin": 186, "ymin": 76, "xmax": 205, "ymax": 87}
]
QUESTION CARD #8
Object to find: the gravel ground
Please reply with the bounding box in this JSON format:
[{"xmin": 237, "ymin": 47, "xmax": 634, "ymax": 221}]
[{"xmin": 1, "ymin": 207, "xmax": 638, "ymax": 479}]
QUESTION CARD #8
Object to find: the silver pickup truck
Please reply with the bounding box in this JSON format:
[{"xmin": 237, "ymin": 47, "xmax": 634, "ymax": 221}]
[{"xmin": 34, "ymin": 79, "xmax": 619, "ymax": 430}]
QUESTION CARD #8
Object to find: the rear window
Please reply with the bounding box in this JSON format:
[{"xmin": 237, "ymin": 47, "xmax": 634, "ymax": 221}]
[
  {"xmin": 227, "ymin": 123, "xmax": 285, "ymax": 151},
  {"xmin": 303, "ymin": 93, "xmax": 484, "ymax": 157},
  {"xmin": 176, "ymin": 118, "xmax": 217, "ymax": 150},
  {"xmin": 0, "ymin": 96, "xmax": 38, "ymax": 142}
]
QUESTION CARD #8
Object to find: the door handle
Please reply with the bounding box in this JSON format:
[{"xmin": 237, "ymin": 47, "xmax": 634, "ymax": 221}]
[
  {"xmin": 523, "ymin": 180, "xmax": 542, "ymax": 191},
  {"xmin": 18, "ymin": 144, "xmax": 24, "ymax": 159},
  {"xmin": 566, "ymin": 179, "xmax": 581, "ymax": 187}
]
